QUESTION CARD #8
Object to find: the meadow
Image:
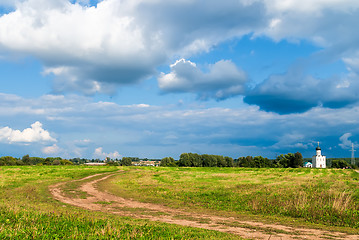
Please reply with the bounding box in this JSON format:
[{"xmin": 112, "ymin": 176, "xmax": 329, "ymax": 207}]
[
  {"xmin": 2, "ymin": 166, "xmax": 359, "ymax": 239},
  {"xmin": 0, "ymin": 166, "xmax": 240, "ymax": 239},
  {"xmin": 100, "ymin": 167, "xmax": 359, "ymax": 231}
]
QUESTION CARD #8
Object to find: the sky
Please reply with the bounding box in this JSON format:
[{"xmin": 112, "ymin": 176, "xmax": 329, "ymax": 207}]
[{"xmin": 0, "ymin": 0, "xmax": 359, "ymax": 160}]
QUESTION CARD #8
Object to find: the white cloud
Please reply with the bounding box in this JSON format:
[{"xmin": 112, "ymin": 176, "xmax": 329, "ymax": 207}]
[
  {"xmin": 0, "ymin": 121, "xmax": 56, "ymax": 144},
  {"xmin": 339, "ymin": 133, "xmax": 353, "ymax": 149},
  {"xmin": 94, "ymin": 147, "xmax": 121, "ymax": 159},
  {"xmin": 262, "ymin": 0, "xmax": 359, "ymax": 48},
  {"xmin": 2, "ymin": 92, "xmax": 359, "ymax": 158},
  {"xmin": 0, "ymin": 0, "xmax": 268, "ymax": 94},
  {"xmin": 159, "ymin": 59, "xmax": 247, "ymax": 100},
  {"xmin": 271, "ymin": 132, "xmax": 310, "ymax": 150},
  {"xmin": 0, "ymin": 0, "xmax": 165, "ymax": 94},
  {"xmin": 0, "ymin": 0, "xmax": 358, "ymax": 104},
  {"xmin": 42, "ymin": 144, "xmax": 61, "ymax": 155},
  {"xmin": 265, "ymin": 0, "xmax": 359, "ymax": 13},
  {"xmin": 74, "ymin": 139, "xmax": 91, "ymax": 147}
]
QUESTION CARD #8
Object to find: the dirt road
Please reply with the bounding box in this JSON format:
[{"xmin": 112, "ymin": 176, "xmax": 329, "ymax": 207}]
[{"xmin": 49, "ymin": 172, "xmax": 359, "ymax": 240}]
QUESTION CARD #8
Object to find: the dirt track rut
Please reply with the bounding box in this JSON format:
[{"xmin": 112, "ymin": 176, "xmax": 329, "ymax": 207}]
[{"xmin": 49, "ymin": 172, "xmax": 359, "ymax": 240}]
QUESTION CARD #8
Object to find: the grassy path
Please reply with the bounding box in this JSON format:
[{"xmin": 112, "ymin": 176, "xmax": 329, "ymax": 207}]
[
  {"xmin": 50, "ymin": 171, "xmax": 359, "ymax": 240},
  {"xmin": 2, "ymin": 166, "xmax": 241, "ymax": 239}
]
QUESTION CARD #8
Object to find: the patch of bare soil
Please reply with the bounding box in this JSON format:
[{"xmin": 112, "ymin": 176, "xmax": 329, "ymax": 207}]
[{"xmin": 49, "ymin": 172, "xmax": 359, "ymax": 240}]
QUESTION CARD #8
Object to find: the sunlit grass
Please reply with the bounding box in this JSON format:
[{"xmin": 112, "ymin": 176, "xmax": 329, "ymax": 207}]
[
  {"xmin": 0, "ymin": 166, "xmax": 242, "ymax": 239},
  {"xmin": 102, "ymin": 167, "xmax": 359, "ymax": 229}
]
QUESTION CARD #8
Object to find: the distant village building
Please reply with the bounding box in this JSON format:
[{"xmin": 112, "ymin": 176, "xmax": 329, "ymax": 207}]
[
  {"xmin": 84, "ymin": 162, "xmax": 106, "ymax": 166},
  {"xmin": 304, "ymin": 162, "xmax": 312, "ymax": 168},
  {"xmin": 312, "ymin": 142, "xmax": 326, "ymax": 168}
]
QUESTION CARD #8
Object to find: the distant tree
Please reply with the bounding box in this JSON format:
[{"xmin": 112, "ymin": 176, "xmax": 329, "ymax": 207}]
[
  {"xmin": 253, "ymin": 156, "xmax": 272, "ymax": 168},
  {"xmin": 217, "ymin": 155, "xmax": 227, "ymax": 167},
  {"xmin": 275, "ymin": 152, "xmax": 303, "ymax": 168},
  {"xmin": 121, "ymin": 157, "xmax": 133, "ymax": 166},
  {"xmin": 191, "ymin": 153, "xmax": 202, "ymax": 167},
  {"xmin": 0, "ymin": 156, "xmax": 17, "ymax": 166},
  {"xmin": 331, "ymin": 159, "xmax": 349, "ymax": 168},
  {"xmin": 178, "ymin": 153, "xmax": 191, "ymax": 167},
  {"xmin": 16, "ymin": 160, "xmax": 24, "ymax": 165},
  {"xmin": 22, "ymin": 154, "xmax": 31, "ymax": 165},
  {"xmin": 276, "ymin": 154, "xmax": 291, "ymax": 168},
  {"xmin": 106, "ymin": 161, "xmax": 120, "ymax": 166},
  {"xmin": 160, "ymin": 157, "xmax": 176, "ymax": 167},
  {"xmin": 292, "ymin": 152, "xmax": 303, "ymax": 168},
  {"xmin": 177, "ymin": 153, "xmax": 235, "ymax": 168},
  {"xmin": 225, "ymin": 156, "xmax": 234, "ymax": 167},
  {"xmin": 202, "ymin": 154, "xmax": 217, "ymax": 167},
  {"xmin": 60, "ymin": 159, "xmax": 73, "ymax": 165},
  {"xmin": 44, "ymin": 157, "xmax": 52, "ymax": 165},
  {"xmin": 238, "ymin": 156, "xmax": 255, "ymax": 167},
  {"xmin": 30, "ymin": 157, "xmax": 45, "ymax": 165},
  {"xmin": 52, "ymin": 159, "xmax": 61, "ymax": 165}
]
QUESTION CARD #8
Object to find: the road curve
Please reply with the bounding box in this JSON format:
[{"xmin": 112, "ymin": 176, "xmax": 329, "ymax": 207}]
[{"xmin": 49, "ymin": 172, "xmax": 359, "ymax": 240}]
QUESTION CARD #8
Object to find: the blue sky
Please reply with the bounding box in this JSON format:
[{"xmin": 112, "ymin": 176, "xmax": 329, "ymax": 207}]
[{"xmin": 0, "ymin": 0, "xmax": 359, "ymax": 160}]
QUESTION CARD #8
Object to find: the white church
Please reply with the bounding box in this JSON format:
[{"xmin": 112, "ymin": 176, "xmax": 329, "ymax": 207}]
[{"xmin": 312, "ymin": 143, "xmax": 326, "ymax": 168}]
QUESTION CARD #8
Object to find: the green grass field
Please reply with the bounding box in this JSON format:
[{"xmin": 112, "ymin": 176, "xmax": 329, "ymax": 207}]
[
  {"xmin": 100, "ymin": 167, "xmax": 359, "ymax": 231},
  {"xmin": 2, "ymin": 166, "xmax": 359, "ymax": 239},
  {"xmin": 0, "ymin": 166, "xmax": 241, "ymax": 239}
]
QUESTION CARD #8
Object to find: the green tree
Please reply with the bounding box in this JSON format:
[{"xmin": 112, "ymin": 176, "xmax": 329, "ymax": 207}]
[
  {"xmin": 22, "ymin": 154, "xmax": 31, "ymax": 165},
  {"xmin": 121, "ymin": 157, "xmax": 133, "ymax": 166},
  {"xmin": 202, "ymin": 154, "xmax": 217, "ymax": 167},
  {"xmin": 292, "ymin": 152, "xmax": 303, "ymax": 168},
  {"xmin": 190, "ymin": 153, "xmax": 202, "ymax": 167},
  {"xmin": 178, "ymin": 153, "xmax": 191, "ymax": 167},
  {"xmin": 238, "ymin": 156, "xmax": 255, "ymax": 167},
  {"xmin": 217, "ymin": 155, "xmax": 227, "ymax": 167},
  {"xmin": 224, "ymin": 156, "xmax": 234, "ymax": 167},
  {"xmin": 276, "ymin": 154, "xmax": 291, "ymax": 168},
  {"xmin": 52, "ymin": 159, "xmax": 61, "ymax": 165},
  {"xmin": 331, "ymin": 159, "xmax": 349, "ymax": 168},
  {"xmin": 160, "ymin": 157, "xmax": 176, "ymax": 167},
  {"xmin": 253, "ymin": 156, "xmax": 272, "ymax": 168},
  {"xmin": 0, "ymin": 156, "xmax": 17, "ymax": 166},
  {"xmin": 106, "ymin": 161, "xmax": 120, "ymax": 166},
  {"xmin": 60, "ymin": 159, "xmax": 73, "ymax": 165},
  {"xmin": 44, "ymin": 157, "xmax": 52, "ymax": 165}
]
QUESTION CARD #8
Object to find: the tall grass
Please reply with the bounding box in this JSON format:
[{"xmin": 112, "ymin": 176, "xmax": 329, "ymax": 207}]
[
  {"xmin": 103, "ymin": 167, "xmax": 359, "ymax": 229},
  {"xmin": 0, "ymin": 166, "xmax": 241, "ymax": 239}
]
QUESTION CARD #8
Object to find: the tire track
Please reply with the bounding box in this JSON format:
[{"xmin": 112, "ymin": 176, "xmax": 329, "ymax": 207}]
[{"xmin": 49, "ymin": 172, "xmax": 359, "ymax": 240}]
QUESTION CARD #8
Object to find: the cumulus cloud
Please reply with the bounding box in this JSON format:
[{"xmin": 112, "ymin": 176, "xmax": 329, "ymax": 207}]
[
  {"xmin": 241, "ymin": 0, "xmax": 359, "ymax": 114},
  {"xmin": 0, "ymin": 0, "xmax": 268, "ymax": 95},
  {"xmin": 271, "ymin": 132, "xmax": 310, "ymax": 150},
  {"xmin": 1, "ymin": 92, "xmax": 359, "ymax": 158},
  {"xmin": 339, "ymin": 133, "xmax": 354, "ymax": 149},
  {"xmin": 244, "ymin": 68, "xmax": 359, "ymax": 114},
  {"xmin": 42, "ymin": 144, "xmax": 61, "ymax": 155},
  {"xmin": 159, "ymin": 59, "xmax": 247, "ymax": 100},
  {"xmin": 0, "ymin": 121, "xmax": 56, "ymax": 144},
  {"xmin": 262, "ymin": 0, "xmax": 359, "ymax": 46},
  {"xmin": 1, "ymin": 0, "xmax": 359, "ymax": 108},
  {"xmin": 94, "ymin": 147, "xmax": 121, "ymax": 159}
]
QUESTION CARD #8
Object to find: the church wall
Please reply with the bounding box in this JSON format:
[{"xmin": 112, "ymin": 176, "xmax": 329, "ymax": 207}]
[{"xmin": 312, "ymin": 155, "xmax": 326, "ymax": 168}]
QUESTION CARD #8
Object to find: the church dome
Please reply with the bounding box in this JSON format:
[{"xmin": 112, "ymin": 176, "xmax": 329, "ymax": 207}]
[{"xmin": 316, "ymin": 146, "xmax": 321, "ymax": 150}]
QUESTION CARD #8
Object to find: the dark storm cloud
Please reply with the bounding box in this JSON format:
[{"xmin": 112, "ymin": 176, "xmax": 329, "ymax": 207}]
[{"xmin": 244, "ymin": 69, "xmax": 359, "ymax": 114}]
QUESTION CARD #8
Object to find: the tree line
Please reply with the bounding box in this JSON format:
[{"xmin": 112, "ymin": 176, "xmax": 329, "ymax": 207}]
[
  {"xmin": 1, "ymin": 153, "xmax": 355, "ymax": 168},
  {"xmin": 0, "ymin": 155, "xmax": 133, "ymax": 166},
  {"xmin": 0, "ymin": 152, "xmax": 304, "ymax": 168},
  {"xmin": 0, "ymin": 155, "xmax": 73, "ymax": 166},
  {"xmin": 160, "ymin": 152, "xmax": 304, "ymax": 168}
]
